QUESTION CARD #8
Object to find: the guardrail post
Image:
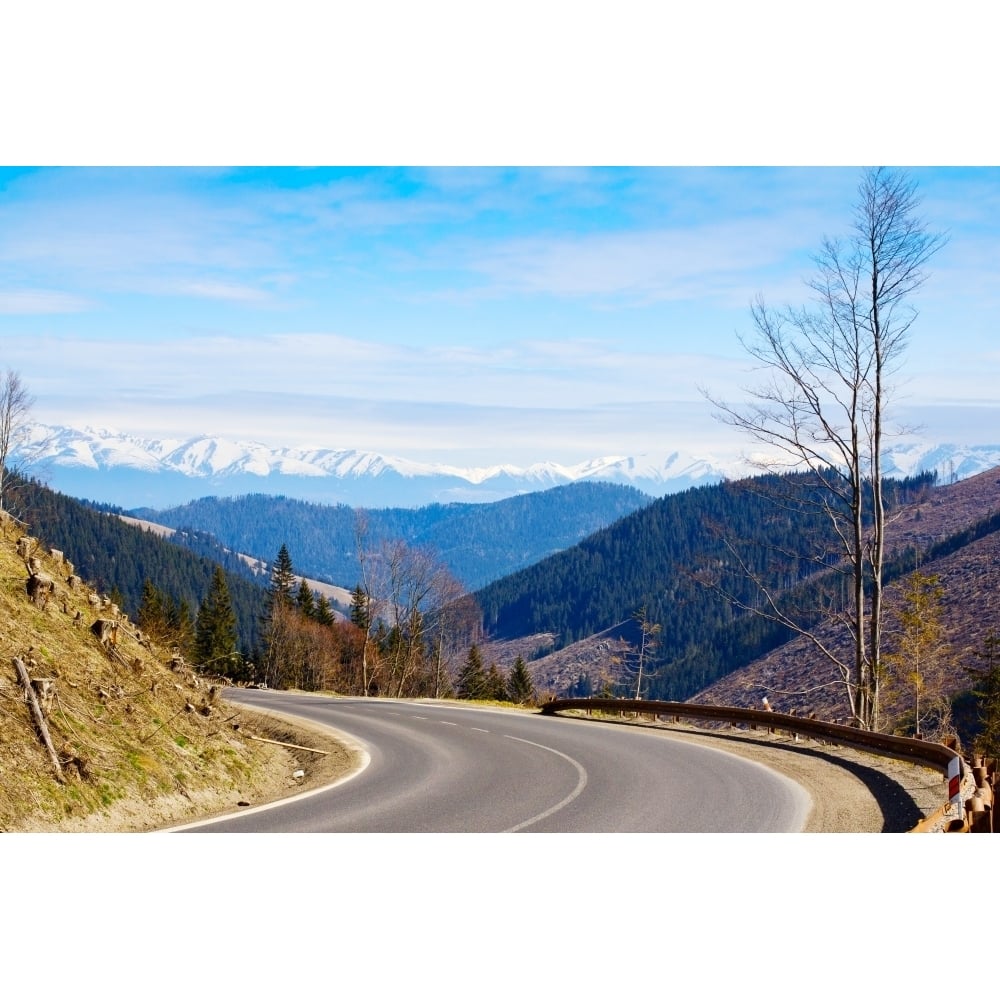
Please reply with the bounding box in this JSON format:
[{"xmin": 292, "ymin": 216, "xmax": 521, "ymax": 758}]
[{"xmin": 967, "ymin": 794, "xmax": 991, "ymax": 833}]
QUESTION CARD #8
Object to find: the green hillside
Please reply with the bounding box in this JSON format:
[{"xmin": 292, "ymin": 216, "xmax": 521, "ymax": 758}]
[
  {"xmin": 15, "ymin": 476, "xmax": 268, "ymax": 657},
  {"xmin": 474, "ymin": 470, "xmax": 939, "ymax": 700},
  {"xmin": 138, "ymin": 481, "xmax": 651, "ymax": 591}
]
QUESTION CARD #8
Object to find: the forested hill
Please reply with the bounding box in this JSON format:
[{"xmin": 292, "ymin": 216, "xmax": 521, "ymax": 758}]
[
  {"xmin": 474, "ymin": 470, "xmax": 939, "ymax": 699},
  {"xmin": 136, "ymin": 482, "xmax": 651, "ymax": 590},
  {"xmin": 14, "ymin": 477, "xmax": 267, "ymax": 654}
]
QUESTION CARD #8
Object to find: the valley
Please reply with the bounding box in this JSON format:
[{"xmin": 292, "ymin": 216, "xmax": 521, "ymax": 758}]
[{"xmin": 10, "ymin": 453, "xmax": 1000, "ymax": 752}]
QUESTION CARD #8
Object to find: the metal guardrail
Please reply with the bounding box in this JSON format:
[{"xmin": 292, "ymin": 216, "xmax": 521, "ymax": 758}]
[{"xmin": 539, "ymin": 698, "xmax": 965, "ymax": 823}]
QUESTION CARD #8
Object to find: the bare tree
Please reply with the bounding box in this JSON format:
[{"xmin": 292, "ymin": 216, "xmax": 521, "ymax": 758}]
[
  {"xmin": 627, "ymin": 604, "xmax": 661, "ymax": 699},
  {"xmin": 708, "ymin": 168, "xmax": 944, "ymax": 730},
  {"xmin": 353, "ymin": 511, "xmax": 477, "ymax": 698},
  {"xmin": 353, "ymin": 511, "xmax": 387, "ymax": 695},
  {"xmin": 427, "ymin": 578, "xmax": 481, "ymax": 699},
  {"xmin": 0, "ymin": 369, "xmax": 35, "ymax": 515}
]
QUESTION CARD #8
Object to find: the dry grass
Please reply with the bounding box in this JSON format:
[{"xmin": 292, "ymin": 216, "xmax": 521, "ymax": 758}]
[{"xmin": 0, "ymin": 514, "xmax": 354, "ymax": 832}]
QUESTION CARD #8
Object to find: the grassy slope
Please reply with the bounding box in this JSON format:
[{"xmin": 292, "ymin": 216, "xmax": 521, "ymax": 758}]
[{"xmin": 0, "ymin": 513, "xmax": 342, "ymax": 832}]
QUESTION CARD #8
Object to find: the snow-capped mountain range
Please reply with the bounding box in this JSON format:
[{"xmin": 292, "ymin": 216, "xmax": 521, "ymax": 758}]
[{"xmin": 17, "ymin": 423, "xmax": 1000, "ymax": 510}]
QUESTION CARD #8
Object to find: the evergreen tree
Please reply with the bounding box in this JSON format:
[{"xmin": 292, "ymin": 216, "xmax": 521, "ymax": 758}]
[
  {"xmin": 137, "ymin": 579, "xmax": 170, "ymax": 642},
  {"xmin": 261, "ymin": 544, "xmax": 297, "ymax": 686},
  {"xmin": 108, "ymin": 584, "xmax": 127, "ymax": 611},
  {"xmin": 296, "ymin": 578, "xmax": 316, "ymax": 619},
  {"xmin": 349, "ymin": 583, "xmax": 370, "ymax": 631},
  {"xmin": 485, "ymin": 662, "xmax": 507, "ymax": 701},
  {"xmin": 456, "ymin": 643, "xmax": 487, "ymax": 700},
  {"xmin": 168, "ymin": 597, "xmax": 196, "ymax": 658},
  {"xmin": 969, "ymin": 630, "xmax": 1000, "ymax": 759},
  {"xmin": 195, "ymin": 566, "xmax": 239, "ymax": 673},
  {"xmin": 314, "ymin": 593, "xmax": 336, "ymax": 627},
  {"xmin": 508, "ymin": 655, "xmax": 536, "ymax": 705},
  {"xmin": 268, "ymin": 544, "xmax": 296, "ymax": 610}
]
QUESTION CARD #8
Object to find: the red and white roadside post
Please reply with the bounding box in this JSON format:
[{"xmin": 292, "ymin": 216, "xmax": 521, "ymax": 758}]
[{"xmin": 947, "ymin": 755, "xmax": 963, "ymax": 821}]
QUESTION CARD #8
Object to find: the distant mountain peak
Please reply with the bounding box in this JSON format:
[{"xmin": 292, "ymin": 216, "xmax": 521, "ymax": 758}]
[{"xmin": 18, "ymin": 422, "xmax": 1000, "ymax": 509}]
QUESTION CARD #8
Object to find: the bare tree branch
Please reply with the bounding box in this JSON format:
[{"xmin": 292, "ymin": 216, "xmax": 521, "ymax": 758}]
[{"xmin": 703, "ymin": 168, "xmax": 944, "ymax": 730}]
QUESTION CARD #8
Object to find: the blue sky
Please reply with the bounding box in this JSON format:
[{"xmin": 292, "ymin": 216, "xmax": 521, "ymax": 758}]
[
  {"xmin": 1, "ymin": 6, "xmax": 998, "ymax": 470},
  {"xmin": 1, "ymin": 165, "xmax": 997, "ymax": 466}
]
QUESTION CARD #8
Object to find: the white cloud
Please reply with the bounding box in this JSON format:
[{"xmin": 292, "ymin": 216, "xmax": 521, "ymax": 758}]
[
  {"xmin": 0, "ymin": 289, "xmax": 92, "ymax": 314},
  {"xmin": 414, "ymin": 213, "xmax": 825, "ymax": 307},
  {"xmin": 175, "ymin": 281, "xmax": 271, "ymax": 304}
]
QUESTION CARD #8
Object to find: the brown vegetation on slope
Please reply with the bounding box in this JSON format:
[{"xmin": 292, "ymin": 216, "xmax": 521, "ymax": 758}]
[
  {"xmin": 480, "ymin": 629, "xmax": 633, "ymax": 700},
  {"xmin": 0, "ymin": 511, "xmax": 354, "ymax": 831},
  {"xmin": 695, "ymin": 468, "xmax": 1000, "ymax": 725}
]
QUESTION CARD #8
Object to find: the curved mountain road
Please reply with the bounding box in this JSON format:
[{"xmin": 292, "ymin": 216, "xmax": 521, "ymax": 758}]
[{"xmin": 181, "ymin": 692, "xmax": 812, "ymax": 832}]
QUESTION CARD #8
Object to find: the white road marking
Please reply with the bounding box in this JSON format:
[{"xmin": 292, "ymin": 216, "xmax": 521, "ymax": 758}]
[
  {"xmin": 158, "ymin": 742, "xmax": 372, "ymax": 832},
  {"xmin": 439, "ymin": 721, "xmax": 458, "ymax": 726},
  {"xmin": 501, "ymin": 735, "xmax": 588, "ymax": 833},
  {"xmin": 471, "ymin": 727, "xmax": 489, "ymax": 733}
]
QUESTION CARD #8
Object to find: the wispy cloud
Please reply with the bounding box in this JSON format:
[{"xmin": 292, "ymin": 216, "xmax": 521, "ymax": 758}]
[
  {"xmin": 405, "ymin": 211, "xmax": 828, "ymax": 308},
  {"xmin": 0, "ymin": 289, "xmax": 92, "ymax": 314},
  {"xmin": 175, "ymin": 281, "xmax": 272, "ymax": 304}
]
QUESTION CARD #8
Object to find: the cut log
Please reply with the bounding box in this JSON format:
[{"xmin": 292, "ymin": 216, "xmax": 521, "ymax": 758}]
[
  {"xmin": 13, "ymin": 657, "xmax": 63, "ymax": 782},
  {"xmin": 27, "ymin": 572, "xmax": 55, "ymax": 607},
  {"xmin": 91, "ymin": 619, "xmax": 118, "ymax": 645}
]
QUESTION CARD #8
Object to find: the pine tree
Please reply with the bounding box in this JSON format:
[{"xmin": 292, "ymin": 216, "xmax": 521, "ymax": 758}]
[
  {"xmin": 108, "ymin": 585, "xmax": 127, "ymax": 612},
  {"xmin": 137, "ymin": 579, "xmax": 170, "ymax": 642},
  {"xmin": 168, "ymin": 597, "xmax": 196, "ymax": 658},
  {"xmin": 195, "ymin": 566, "xmax": 239, "ymax": 673},
  {"xmin": 268, "ymin": 544, "xmax": 296, "ymax": 610},
  {"xmin": 261, "ymin": 545, "xmax": 296, "ymax": 686},
  {"xmin": 314, "ymin": 593, "xmax": 336, "ymax": 627},
  {"xmin": 296, "ymin": 578, "xmax": 316, "ymax": 619},
  {"xmin": 508, "ymin": 655, "xmax": 536, "ymax": 705},
  {"xmin": 485, "ymin": 662, "xmax": 508, "ymax": 702},
  {"xmin": 456, "ymin": 643, "xmax": 487, "ymax": 700},
  {"xmin": 969, "ymin": 630, "xmax": 1000, "ymax": 759},
  {"xmin": 349, "ymin": 583, "xmax": 370, "ymax": 631}
]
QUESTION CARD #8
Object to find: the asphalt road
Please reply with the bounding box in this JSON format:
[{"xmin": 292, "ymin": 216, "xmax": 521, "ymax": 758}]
[{"xmin": 181, "ymin": 691, "xmax": 812, "ymax": 832}]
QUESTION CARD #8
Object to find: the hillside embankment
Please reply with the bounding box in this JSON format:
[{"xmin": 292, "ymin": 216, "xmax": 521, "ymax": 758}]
[{"xmin": 0, "ymin": 511, "xmax": 358, "ymax": 832}]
